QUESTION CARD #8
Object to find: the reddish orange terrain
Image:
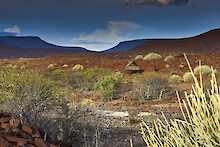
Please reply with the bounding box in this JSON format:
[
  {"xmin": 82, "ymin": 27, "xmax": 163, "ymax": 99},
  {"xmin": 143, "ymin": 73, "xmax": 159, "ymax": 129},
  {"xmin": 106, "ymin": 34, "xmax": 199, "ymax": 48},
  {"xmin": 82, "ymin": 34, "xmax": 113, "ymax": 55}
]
[
  {"xmin": 1, "ymin": 52, "xmax": 219, "ymax": 115},
  {"xmin": 0, "ymin": 113, "xmax": 57, "ymax": 147}
]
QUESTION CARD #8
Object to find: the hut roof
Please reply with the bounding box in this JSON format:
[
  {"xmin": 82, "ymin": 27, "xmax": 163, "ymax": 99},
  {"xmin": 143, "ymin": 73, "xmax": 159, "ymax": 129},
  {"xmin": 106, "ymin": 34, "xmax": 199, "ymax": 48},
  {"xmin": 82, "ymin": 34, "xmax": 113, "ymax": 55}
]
[{"xmin": 125, "ymin": 60, "xmax": 142, "ymax": 71}]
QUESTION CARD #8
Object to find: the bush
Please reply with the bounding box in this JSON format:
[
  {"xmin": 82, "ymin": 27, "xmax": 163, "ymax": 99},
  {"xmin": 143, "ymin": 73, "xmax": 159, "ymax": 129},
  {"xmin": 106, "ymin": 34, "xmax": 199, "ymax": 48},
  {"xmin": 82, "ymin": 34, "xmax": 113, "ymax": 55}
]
[
  {"xmin": 169, "ymin": 74, "xmax": 183, "ymax": 83},
  {"xmin": 0, "ymin": 68, "xmax": 20, "ymax": 103},
  {"xmin": 46, "ymin": 68, "xmax": 67, "ymax": 81},
  {"xmin": 141, "ymin": 59, "xmax": 220, "ymax": 146},
  {"xmin": 183, "ymin": 72, "xmax": 194, "ymax": 82},
  {"xmin": 47, "ymin": 64, "xmax": 56, "ymax": 70},
  {"xmin": 143, "ymin": 53, "xmax": 162, "ymax": 61},
  {"xmin": 0, "ymin": 67, "xmax": 69, "ymax": 124},
  {"xmin": 68, "ymin": 67, "xmax": 113, "ymax": 90},
  {"xmin": 72, "ymin": 64, "xmax": 84, "ymax": 71},
  {"xmin": 194, "ymin": 65, "xmax": 212, "ymax": 76},
  {"xmin": 94, "ymin": 72, "xmax": 123, "ymax": 101},
  {"xmin": 133, "ymin": 78, "xmax": 174, "ymax": 101},
  {"xmin": 135, "ymin": 55, "xmax": 144, "ymax": 60},
  {"xmin": 164, "ymin": 55, "xmax": 175, "ymax": 62}
]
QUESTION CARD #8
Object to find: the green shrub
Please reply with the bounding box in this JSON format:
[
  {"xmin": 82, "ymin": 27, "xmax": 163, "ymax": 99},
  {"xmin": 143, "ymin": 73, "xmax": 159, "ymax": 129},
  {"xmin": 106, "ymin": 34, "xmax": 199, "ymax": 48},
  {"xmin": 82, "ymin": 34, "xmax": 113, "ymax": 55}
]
[
  {"xmin": 169, "ymin": 74, "xmax": 183, "ymax": 83},
  {"xmin": 194, "ymin": 65, "xmax": 212, "ymax": 76},
  {"xmin": 141, "ymin": 58, "xmax": 220, "ymax": 146},
  {"xmin": 0, "ymin": 68, "xmax": 20, "ymax": 103},
  {"xmin": 135, "ymin": 55, "xmax": 144, "ymax": 60},
  {"xmin": 133, "ymin": 78, "xmax": 174, "ymax": 101},
  {"xmin": 94, "ymin": 72, "xmax": 123, "ymax": 101},
  {"xmin": 46, "ymin": 68, "xmax": 67, "ymax": 81},
  {"xmin": 183, "ymin": 72, "xmax": 194, "ymax": 82},
  {"xmin": 0, "ymin": 67, "xmax": 69, "ymax": 123},
  {"xmin": 68, "ymin": 67, "xmax": 113, "ymax": 90},
  {"xmin": 143, "ymin": 53, "xmax": 162, "ymax": 61}
]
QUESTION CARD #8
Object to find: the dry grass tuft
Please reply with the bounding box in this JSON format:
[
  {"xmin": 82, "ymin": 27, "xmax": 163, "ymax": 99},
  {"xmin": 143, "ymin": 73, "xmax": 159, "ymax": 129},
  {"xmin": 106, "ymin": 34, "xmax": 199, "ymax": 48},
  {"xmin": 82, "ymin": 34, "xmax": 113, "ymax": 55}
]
[{"xmin": 141, "ymin": 54, "xmax": 220, "ymax": 146}]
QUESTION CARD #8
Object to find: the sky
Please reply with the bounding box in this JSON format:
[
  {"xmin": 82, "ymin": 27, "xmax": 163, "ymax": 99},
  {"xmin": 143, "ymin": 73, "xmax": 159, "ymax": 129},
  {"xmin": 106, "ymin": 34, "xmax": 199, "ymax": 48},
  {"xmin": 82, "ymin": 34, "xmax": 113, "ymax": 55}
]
[{"xmin": 0, "ymin": 0, "xmax": 220, "ymax": 51}]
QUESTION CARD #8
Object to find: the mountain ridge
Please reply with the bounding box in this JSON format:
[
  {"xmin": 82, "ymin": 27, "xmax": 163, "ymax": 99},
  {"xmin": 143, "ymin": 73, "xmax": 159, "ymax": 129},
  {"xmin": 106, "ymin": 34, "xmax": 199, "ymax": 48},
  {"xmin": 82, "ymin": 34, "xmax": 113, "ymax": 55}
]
[
  {"xmin": 0, "ymin": 36, "xmax": 89, "ymax": 58},
  {"xmin": 107, "ymin": 28, "xmax": 220, "ymax": 53}
]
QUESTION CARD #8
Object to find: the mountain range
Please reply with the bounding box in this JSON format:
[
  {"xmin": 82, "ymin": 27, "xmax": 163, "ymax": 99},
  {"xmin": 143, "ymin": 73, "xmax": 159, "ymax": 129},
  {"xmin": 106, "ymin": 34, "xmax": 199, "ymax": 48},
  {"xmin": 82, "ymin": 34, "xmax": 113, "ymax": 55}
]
[
  {"xmin": 0, "ymin": 36, "xmax": 88, "ymax": 58},
  {"xmin": 0, "ymin": 28, "xmax": 220, "ymax": 58},
  {"xmin": 108, "ymin": 28, "xmax": 220, "ymax": 54}
]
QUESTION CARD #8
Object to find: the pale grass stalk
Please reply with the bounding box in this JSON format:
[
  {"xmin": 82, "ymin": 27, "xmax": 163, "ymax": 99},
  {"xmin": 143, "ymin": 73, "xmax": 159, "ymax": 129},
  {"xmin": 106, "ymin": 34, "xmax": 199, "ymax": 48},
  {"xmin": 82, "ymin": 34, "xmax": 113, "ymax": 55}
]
[{"xmin": 141, "ymin": 54, "xmax": 220, "ymax": 146}]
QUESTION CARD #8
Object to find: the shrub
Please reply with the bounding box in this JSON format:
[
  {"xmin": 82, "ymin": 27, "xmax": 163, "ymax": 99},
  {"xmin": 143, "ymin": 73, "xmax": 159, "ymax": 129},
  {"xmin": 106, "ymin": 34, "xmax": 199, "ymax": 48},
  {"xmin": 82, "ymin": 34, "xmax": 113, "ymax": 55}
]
[
  {"xmin": 143, "ymin": 53, "xmax": 162, "ymax": 61},
  {"xmin": 141, "ymin": 57, "xmax": 220, "ymax": 146},
  {"xmin": 164, "ymin": 55, "xmax": 175, "ymax": 62},
  {"xmin": 169, "ymin": 74, "xmax": 183, "ymax": 83},
  {"xmin": 47, "ymin": 64, "xmax": 56, "ymax": 70},
  {"xmin": 135, "ymin": 55, "xmax": 144, "ymax": 60},
  {"xmin": 80, "ymin": 98, "xmax": 95, "ymax": 110},
  {"xmin": 68, "ymin": 67, "xmax": 112, "ymax": 90},
  {"xmin": 0, "ymin": 67, "xmax": 20, "ymax": 103},
  {"xmin": 94, "ymin": 72, "xmax": 123, "ymax": 101},
  {"xmin": 183, "ymin": 72, "xmax": 194, "ymax": 82},
  {"xmin": 0, "ymin": 68, "xmax": 69, "ymax": 124},
  {"xmin": 46, "ymin": 68, "xmax": 67, "ymax": 81},
  {"xmin": 194, "ymin": 65, "xmax": 212, "ymax": 76},
  {"xmin": 72, "ymin": 64, "xmax": 84, "ymax": 71},
  {"xmin": 133, "ymin": 78, "xmax": 174, "ymax": 101}
]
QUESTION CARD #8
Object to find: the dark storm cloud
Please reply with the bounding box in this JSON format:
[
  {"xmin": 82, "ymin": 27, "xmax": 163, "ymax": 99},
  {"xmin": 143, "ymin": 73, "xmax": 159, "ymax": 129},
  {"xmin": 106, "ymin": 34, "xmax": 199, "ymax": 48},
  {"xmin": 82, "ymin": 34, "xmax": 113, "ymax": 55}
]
[{"xmin": 124, "ymin": 0, "xmax": 189, "ymax": 6}]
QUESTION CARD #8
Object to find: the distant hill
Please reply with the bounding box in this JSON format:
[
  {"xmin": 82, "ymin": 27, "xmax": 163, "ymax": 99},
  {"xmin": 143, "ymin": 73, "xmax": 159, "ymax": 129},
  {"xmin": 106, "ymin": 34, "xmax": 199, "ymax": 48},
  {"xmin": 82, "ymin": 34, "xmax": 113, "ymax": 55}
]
[
  {"xmin": 106, "ymin": 39, "xmax": 146, "ymax": 52},
  {"xmin": 0, "ymin": 36, "xmax": 89, "ymax": 58},
  {"xmin": 107, "ymin": 28, "xmax": 220, "ymax": 54}
]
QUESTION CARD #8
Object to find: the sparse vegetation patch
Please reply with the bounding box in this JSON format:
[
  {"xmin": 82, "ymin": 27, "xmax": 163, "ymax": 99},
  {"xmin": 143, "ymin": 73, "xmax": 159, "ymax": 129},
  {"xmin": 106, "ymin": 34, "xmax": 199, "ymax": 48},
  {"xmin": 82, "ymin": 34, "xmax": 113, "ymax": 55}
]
[
  {"xmin": 133, "ymin": 78, "xmax": 174, "ymax": 101},
  {"xmin": 194, "ymin": 65, "xmax": 213, "ymax": 76},
  {"xmin": 141, "ymin": 63, "xmax": 220, "ymax": 147}
]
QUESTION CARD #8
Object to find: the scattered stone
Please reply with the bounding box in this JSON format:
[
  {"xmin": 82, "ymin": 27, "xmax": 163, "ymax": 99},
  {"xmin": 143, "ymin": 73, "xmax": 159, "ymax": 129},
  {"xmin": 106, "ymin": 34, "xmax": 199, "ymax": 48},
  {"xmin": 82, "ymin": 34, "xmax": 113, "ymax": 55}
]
[
  {"xmin": 138, "ymin": 112, "xmax": 153, "ymax": 117},
  {"xmin": 0, "ymin": 113, "xmax": 58, "ymax": 147},
  {"xmin": 96, "ymin": 110, "xmax": 129, "ymax": 118}
]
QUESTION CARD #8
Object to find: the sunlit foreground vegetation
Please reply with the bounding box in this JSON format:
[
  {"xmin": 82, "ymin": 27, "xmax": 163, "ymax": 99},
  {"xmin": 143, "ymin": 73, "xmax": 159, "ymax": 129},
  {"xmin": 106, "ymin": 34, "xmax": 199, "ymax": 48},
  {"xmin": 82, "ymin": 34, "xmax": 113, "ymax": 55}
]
[{"xmin": 141, "ymin": 55, "xmax": 220, "ymax": 146}]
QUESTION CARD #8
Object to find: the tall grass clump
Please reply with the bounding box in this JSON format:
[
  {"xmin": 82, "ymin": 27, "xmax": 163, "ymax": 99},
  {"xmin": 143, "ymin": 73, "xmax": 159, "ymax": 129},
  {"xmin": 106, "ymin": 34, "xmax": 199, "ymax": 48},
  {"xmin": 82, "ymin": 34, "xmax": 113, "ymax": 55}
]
[
  {"xmin": 143, "ymin": 53, "xmax": 162, "ymax": 61},
  {"xmin": 194, "ymin": 65, "xmax": 212, "ymax": 76},
  {"xmin": 141, "ymin": 55, "xmax": 220, "ymax": 146}
]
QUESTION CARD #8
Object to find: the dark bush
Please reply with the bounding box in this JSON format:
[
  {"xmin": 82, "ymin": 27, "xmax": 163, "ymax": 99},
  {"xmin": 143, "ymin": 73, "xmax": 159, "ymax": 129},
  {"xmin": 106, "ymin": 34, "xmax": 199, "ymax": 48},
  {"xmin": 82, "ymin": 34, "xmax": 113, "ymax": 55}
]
[{"xmin": 133, "ymin": 78, "xmax": 174, "ymax": 100}]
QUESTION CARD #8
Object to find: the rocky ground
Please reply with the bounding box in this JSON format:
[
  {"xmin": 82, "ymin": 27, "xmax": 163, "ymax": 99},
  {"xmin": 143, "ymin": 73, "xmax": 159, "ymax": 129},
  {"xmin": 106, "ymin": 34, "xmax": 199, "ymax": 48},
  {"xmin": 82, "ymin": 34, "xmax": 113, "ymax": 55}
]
[{"xmin": 0, "ymin": 113, "xmax": 58, "ymax": 147}]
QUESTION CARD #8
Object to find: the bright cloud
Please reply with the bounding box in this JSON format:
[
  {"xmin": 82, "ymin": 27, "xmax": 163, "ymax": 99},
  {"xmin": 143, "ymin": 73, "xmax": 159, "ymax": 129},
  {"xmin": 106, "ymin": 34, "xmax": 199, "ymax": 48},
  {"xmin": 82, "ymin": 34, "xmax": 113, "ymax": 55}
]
[
  {"xmin": 72, "ymin": 21, "xmax": 143, "ymax": 51},
  {"xmin": 4, "ymin": 25, "xmax": 21, "ymax": 34}
]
